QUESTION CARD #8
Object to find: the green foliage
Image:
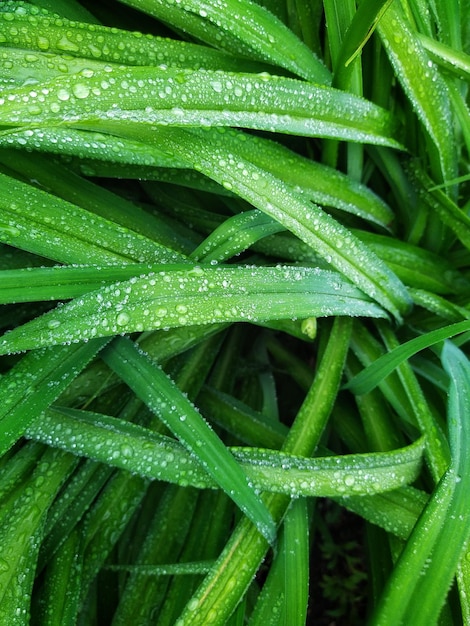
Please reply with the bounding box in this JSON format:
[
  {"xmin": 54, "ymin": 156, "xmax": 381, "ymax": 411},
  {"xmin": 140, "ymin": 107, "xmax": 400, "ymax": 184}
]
[{"xmin": 0, "ymin": 0, "xmax": 469, "ymax": 623}]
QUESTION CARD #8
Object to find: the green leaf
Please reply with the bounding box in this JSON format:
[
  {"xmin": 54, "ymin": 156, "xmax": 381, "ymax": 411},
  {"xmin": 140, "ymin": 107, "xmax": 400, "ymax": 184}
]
[
  {"xmin": 378, "ymin": 1, "xmax": 458, "ymax": 184},
  {"xmin": 0, "ymin": 338, "xmax": 109, "ymax": 456},
  {"xmin": 0, "ymin": 5, "xmax": 266, "ymax": 73},
  {"xmin": 0, "ymin": 264, "xmax": 387, "ymax": 354},
  {"xmin": 26, "ymin": 406, "xmax": 425, "ymax": 497},
  {"xmin": 101, "ymin": 337, "xmax": 277, "ymax": 545},
  {"xmin": 0, "ymin": 66, "xmax": 400, "ymax": 146},
  {"xmin": 346, "ymin": 320, "xmax": 470, "ymax": 395},
  {"xmin": 117, "ymin": 0, "xmax": 330, "ymax": 82}
]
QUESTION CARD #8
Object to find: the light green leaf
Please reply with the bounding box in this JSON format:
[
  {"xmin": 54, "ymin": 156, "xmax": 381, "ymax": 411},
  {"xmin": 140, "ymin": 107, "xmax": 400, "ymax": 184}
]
[
  {"xmin": 0, "ymin": 4, "xmax": 266, "ymax": 73},
  {"xmin": 118, "ymin": 0, "xmax": 330, "ymax": 82},
  {"xmin": 378, "ymin": 1, "xmax": 458, "ymax": 184},
  {"xmin": 0, "ymin": 338, "xmax": 109, "ymax": 456},
  {"xmin": 0, "ymin": 264, "xmax": 387, "ymax": 355},
  {"xmin": 0, "ymin": 66, "xmax": 400, "ymax": 146},
  {"xmin": 101, "ymin": 337, "xmax": 277, "ymax": 545},
  {"xmin": 27, "ymin": 406, "xmax": 425, "ymax": 497}
]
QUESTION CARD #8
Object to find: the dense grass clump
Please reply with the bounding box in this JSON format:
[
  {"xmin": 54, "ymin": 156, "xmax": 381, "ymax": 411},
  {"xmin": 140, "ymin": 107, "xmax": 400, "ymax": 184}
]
[{"xmin": 0, "ymin": 0, "xmax": 469, "ymax": 624}]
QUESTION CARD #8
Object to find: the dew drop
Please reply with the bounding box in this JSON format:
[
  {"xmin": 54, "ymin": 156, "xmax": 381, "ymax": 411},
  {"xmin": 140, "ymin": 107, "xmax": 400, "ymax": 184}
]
[
  {"xmin": 73, "ymin": 83, "xmax": 90, "ymax": 99},
  {"xmin": 116, "ymin": 312, "xmax": 130, "ymax": 326}
]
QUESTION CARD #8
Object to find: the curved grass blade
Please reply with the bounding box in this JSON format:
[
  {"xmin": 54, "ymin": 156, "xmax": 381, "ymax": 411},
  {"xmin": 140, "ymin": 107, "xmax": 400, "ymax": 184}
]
[
  {"xmin": 370, "ymin": 342, "xmax": 470, "ymax": 625},
  {"xmin": 0, "ymin": 337, "xmax": 109, "ymax": 456},
  {"xmin": 333, "ymin": 0, "xmax": 394, "ymax": 88},
  {"xmin": 148, "ymin": 127, "xmax": 411, "ymax": 321},
  {"xmin": 0, "ymin": 67, "xmax": 400, "ymax": 146},
  {"xmin": 418, "ymin": 33, "xmax": 470, "ymax": 80},
  {"xmin": 0, "ymin": 446, "xmax": 76, "ymax": 626},
  {"xmin": 0, "ymin": 265, "xmax": 387, "ymax": 355},
  {"xmin": 378, "ymin": 1, "xmax": 457, "ymax": 184},
  {"xmin": 101, "ymin": 337, "xmax": 277, "ymax": 545},
  {"xmin": 118, "ymin": 0, "xmax": 330, "ymax": 83},
  {"xmin": 0, "ymin": 172, "xmax": 184, "ymax": 265},
  {"xmin": 346, "ymin": 320, "xmax": 470, "ymax": 395},
  {"xmin": 27, "ymin": 406, "xmax": 424, "ymax": 497},
  {"xmin": 0, "ymin": 5, "xmax": 266, "ymax": 73},
  {"xmin": 190, "ymin": 210, "xmax": 284, "ymax": 263}
]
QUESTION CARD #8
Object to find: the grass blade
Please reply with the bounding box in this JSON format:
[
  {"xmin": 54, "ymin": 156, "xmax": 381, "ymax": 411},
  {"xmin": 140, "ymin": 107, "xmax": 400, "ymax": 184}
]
[
  {"xmin": 370, "ymin": 342, "xmax": 470, "ymax": 625},
  {"xmin": 0, "ymin": 265, "xmax": 386, "ymax": 354},
  {"xmin": 0, "ymin": 338, "xmax": 109, "ymax": 456},
  {"xmin": 378, "ymin": 0, "xmax": 458, "ymax": 184},
  {"xmin": 118, "ymin": 0, "xmax": 330, "ymax": 82},
  {"xmin": 27, "ymin": 405, "xmax": 425, "ymax": 497},
  {"xmin": 101, "ymin": 336, "xmax": 277, "ymax": 545},
  {"xmin": 346, "ymin": 320, "xmax": 470, "ymax": 395},
  {"xmin": 0, "ymin": 67, "xmax": 400, "ymax": 145}
]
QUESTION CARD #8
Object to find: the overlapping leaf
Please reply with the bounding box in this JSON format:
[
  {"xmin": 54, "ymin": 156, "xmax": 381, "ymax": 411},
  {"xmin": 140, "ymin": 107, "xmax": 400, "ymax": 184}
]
[{"xmin": 0, "ymin": 264, "xmax": 386, "ymax": 354}]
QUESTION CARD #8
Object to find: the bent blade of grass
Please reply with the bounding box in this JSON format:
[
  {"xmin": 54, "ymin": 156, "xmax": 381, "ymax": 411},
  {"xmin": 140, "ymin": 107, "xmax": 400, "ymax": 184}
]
[
  {"xmin": 101, "ymin": 336, "xmax": 277, "ymax": 545},
  {"xmin": 27, "ymin": 406, "xmax": 425, "ymax": 497},
  {"xmin": 418, "ymin": 33, "xmax": 470, "ymax": 80},
  {"xmin": 173, "ymin": 317, "xmax": 352, "ymax": 625},
  {"xmin": 370, "ymin": 342, "xmax": 470, "ymax": 625},
  {"xmin": 0, "ymin": 337, "xmax": 109, "ymax": 456},
  {"xmin": 0, "ymin": 172, "xmax": 184, "ymax": 265},
  {"xmin": 0, "ymin": 67, "xmax": 400, "ymax": 147},
  {"xmin": 0, "ymin": 5, "xmax": 267, "ymax": 73},
  {"xmin": 378, "ymin": 0, "xmax": 458, "ymax": 185},
  {"xmin": 333, "ymin": 0, "xmax": 394, "ymax": 88},
  {"xmin": 346, "ymin": 320, "xmax": 470, "ymax": 395},
  {"xmin": 0, "ymin": 446, "xmax": 77, "ymax": 626},
  {"xmin": 117, "ymin": 0, "xmax": 331, "ymax": 82},
  {"xmin": 190, "ymin": 210, "xmax": 284, "ymax": 263},
  {"xmin": 149, "ymin": 127, "xmax": 410, "ymax": 321},
  {"xmin": 0, "ymin": 265, "xmax": 386, "ymax": 354}
]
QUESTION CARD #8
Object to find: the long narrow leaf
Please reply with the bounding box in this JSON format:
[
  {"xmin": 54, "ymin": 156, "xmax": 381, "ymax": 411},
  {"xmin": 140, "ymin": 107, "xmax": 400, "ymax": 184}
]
[
  {"xmin": 101, "ymin": 337, "xmax": 277, "ymax": 545},
  {"xmin": 26, "ymin": 406, "xmax": 425, "ymax": 497},
  {"xmin": 0, "ymin": 67, "xmax": 400, "ymax": 146},
  {"xmin": 346, "ymin": 320, "xmax": 470, "ymax": 395},
  {"xmin": 0, "ymin": 338, "xmax": 109, "ymax": 456},
  {"xmin": 0, "ymin": 265, "xmax": 386, "ymax": 354},
  {"xmin": 118, "ymin": 0, "xmax": 330, "ymax": 82}
]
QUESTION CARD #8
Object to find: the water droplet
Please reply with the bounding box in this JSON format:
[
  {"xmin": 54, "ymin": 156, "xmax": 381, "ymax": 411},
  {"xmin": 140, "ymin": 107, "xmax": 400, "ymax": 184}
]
[
  {"xmin": 73, "ymin": 83, "xmax": 90, "ymax": 99},
  {"xmin": 116, "ymin": 312, "xmax": 130, "ymax": 326}
]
